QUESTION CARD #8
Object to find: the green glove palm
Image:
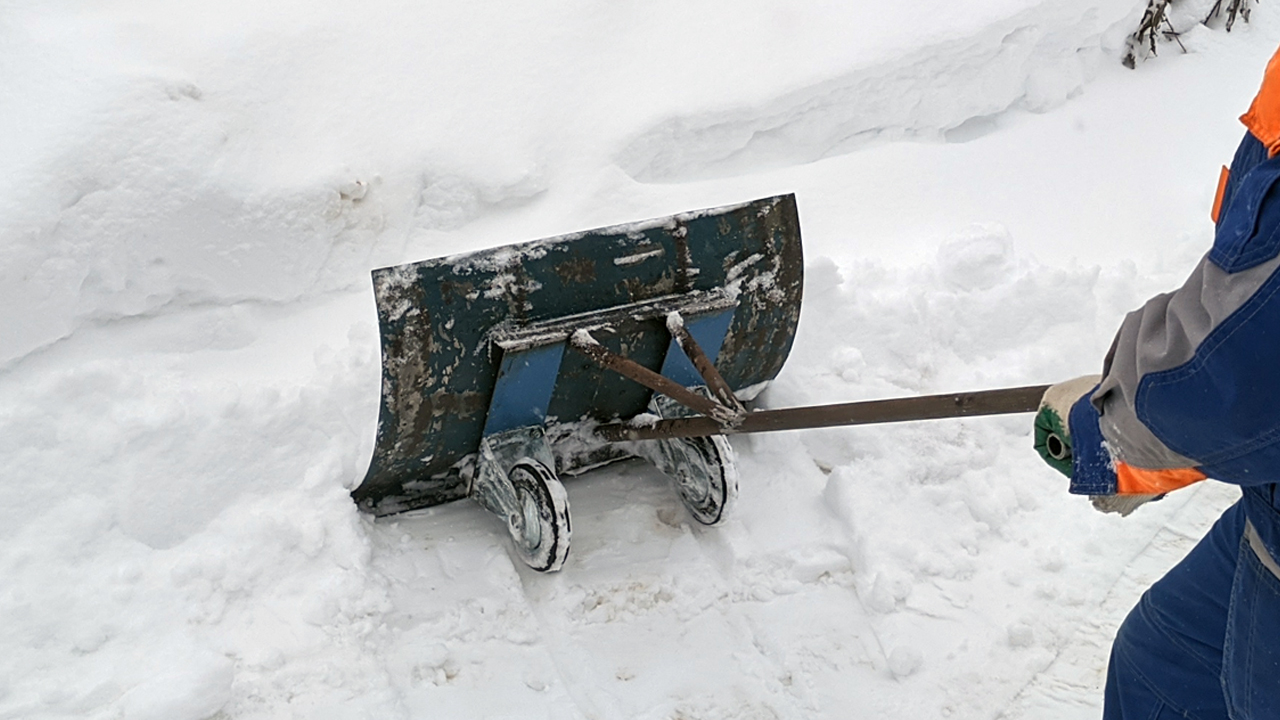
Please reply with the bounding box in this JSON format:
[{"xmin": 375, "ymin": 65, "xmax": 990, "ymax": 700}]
[
  {"xmin": 1033, "ymin": 375, "xmax": 1162, "ymax": 516},
  {"xmin": 1033, "ymin": 375, "xmax": 1101, "ymax": 477}
]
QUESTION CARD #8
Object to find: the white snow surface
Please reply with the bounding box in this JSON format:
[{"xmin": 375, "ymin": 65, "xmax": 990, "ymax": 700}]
[{"xmin": 1, "ymin": 1, "xmax": 1272, "ymax": 718}]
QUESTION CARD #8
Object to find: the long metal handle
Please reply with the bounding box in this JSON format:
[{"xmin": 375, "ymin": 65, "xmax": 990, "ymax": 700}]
[{"xmin": 597, "ymin": 384, "xmax": 1050, "ymax": 442}]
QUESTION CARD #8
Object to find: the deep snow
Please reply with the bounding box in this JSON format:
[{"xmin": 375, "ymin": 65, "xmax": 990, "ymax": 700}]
[{"xmin": 0, "ymin": 1, "xmax": 1272, "ymax": 718}]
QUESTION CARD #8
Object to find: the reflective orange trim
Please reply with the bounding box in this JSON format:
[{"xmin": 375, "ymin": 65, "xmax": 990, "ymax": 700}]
[
  {"xmin": 1115, "ymin": 462, "xmax": 1207, "ymax": 495},
  {"xmin": 1241, "ymin": 44, "xmax": 1280, "ymax": 157},
  {"xmin": 1212, "ymin": 165, "xmax": 1230, "ymax": 224}
]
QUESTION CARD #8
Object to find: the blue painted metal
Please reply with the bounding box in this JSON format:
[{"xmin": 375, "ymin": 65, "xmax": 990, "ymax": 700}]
[
  {"xmin": 483, "ymin": 344, "xmax": 565, "ymax": 437},
  {"xmin": 659, "ymin": 309, "xmax": 734, "ymax": 388}
]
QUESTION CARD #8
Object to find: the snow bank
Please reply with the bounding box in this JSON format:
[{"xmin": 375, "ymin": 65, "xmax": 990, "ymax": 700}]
[
  {"xmin": 0, "ymin": 0, "xmax": 1145, "ymax": 368},
  {"xmin": 617, "ymin": 0, "xmax": 1143, "ymax": 182},
  {"xmin": 0, "ymin": 296, "xmax": 386, "ymax": 718}
]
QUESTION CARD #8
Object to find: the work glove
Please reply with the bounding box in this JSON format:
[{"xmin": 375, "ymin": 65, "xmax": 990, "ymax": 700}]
[
  {"xmin": 1089, "ymin": 493, "xmax": 1161, "ymax": 516},
  {"xmin": 1033, "ymin": 374, "xmax": 1161, "ymax": 516},
  {"xmin": 1033, "ymin": 375, "xmax": 1099, "ymax": 477}
]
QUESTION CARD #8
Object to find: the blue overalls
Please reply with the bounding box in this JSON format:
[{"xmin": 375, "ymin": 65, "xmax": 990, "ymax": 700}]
[{"xmin": 1089, "ymin": 128, "xmax": 1280, "ymax": 719}]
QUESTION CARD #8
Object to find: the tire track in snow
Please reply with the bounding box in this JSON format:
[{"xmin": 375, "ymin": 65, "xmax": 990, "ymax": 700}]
[
  {"xmin": 367, "ymin": 502, "xmax": 587, "ymax": 719},
  {"xmin": 995, "ymin": 481, "xmax": 1241, "ymax": 720},
  {"xmin": 508, "ymin": 461, "xmax": 816, "ymax": 720}
]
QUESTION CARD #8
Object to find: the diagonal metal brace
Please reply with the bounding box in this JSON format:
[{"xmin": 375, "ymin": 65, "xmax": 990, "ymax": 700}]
[
  {"xmin": 665, "ymin": 311, "xmax": 747, "ymax": 422},
  {"xmin": 568, "ymin": 329, "xmax": 742, "ymax": 426}
]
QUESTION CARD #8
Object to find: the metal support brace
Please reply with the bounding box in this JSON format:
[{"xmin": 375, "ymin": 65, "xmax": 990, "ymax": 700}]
[
  {"xmin": 665, "ymin": 311, "xmax": 746, "ymax": 422},
  {"xmin": 568, "ymin": 329, "xmax": 743, "ymax": 427},
  {"xmin": 566, "ymin": 316, "xmax": 742, "ymax": 524},
  {"xmin": 567, "ymin": 329, "xmax": 729, "ymax": 421}
]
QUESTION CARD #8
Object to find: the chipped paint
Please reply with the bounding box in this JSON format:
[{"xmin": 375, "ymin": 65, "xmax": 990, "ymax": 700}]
[
  {"xmin": 353, "ymin": 194, "xmax": 802, "ymax": 516},
  {"xmin": 613, "ymin": 247, "xmax": 666, "ymax": 267}
]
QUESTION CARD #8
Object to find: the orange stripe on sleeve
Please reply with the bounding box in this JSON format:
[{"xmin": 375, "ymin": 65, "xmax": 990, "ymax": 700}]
[
  {"xmin": 1212, "ymin": 166, "xmax": 1230, "ymax": 224},
  {"xmin": 1241, "ymin": 44, "xmax": 1280, "ymax": 157},
  {"xmin": 1115, "ymin": 463, "xmax": 1207, "ymax": 496}
]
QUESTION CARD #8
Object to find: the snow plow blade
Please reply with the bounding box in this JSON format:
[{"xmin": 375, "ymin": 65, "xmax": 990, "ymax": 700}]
[{"xmin": 354, "ymin": 195, "xmax": 804, "ymax": 525}]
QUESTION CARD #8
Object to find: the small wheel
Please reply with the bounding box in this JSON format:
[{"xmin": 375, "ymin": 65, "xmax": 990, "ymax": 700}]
[
  {"xmin": 505, "ymin": 460, "xmax": 572, "ymax": 572},
  {"xmin": 659, "ymin": 435, "xmax": 738, "ymax": 526}
]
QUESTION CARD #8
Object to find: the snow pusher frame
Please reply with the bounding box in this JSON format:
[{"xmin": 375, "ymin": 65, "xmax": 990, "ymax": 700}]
[
  {"xmin": 355, "ymin": 195, "xmax": 803, "ymax": 570},
  {"xmin": 354, "ymin": 194, "xmax": 1050, "ymax": 572}
]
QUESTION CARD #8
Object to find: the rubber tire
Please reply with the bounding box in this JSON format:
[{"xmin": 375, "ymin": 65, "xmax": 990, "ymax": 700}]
[
  {"xmin": 507, "ymin": 460, "xmax": 572, "ymax": 572},
  {"xmin": 665, "ymin": 435, "xmax": 737, "ymax": 526}
]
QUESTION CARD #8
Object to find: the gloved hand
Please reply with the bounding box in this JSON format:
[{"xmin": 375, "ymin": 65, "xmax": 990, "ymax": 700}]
[
  {"xmin": 1090, "ymin": 494, "xmax": 1161, "ymax": 516},
  {"xmin": 1033, "ymin": 375, "xmax": 1100, "ymax": 477},
  {"xmin": 1033, "ymin": 374, "xmax": 1162, "ymax": 516}
]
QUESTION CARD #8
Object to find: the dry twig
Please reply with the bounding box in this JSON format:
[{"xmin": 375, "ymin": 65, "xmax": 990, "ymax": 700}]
[{"xmin": 1125, "ymin": 0, "xmax": 1258, "ymax": 68}]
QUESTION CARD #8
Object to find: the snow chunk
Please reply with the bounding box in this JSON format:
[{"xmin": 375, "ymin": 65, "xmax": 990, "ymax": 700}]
[
  {"xmin": 889, "ymin": 646, "xmax": 924, "ymax": 678},
  {"xmin": 1007, "ymin": 623, "xmax": 1036, "ymax": 649},
  {"xmin": 116, "ymin": 648, "xmax": 233, "ymax": 720},
  {"xmin": 936, "ymin": 224, "xmax": 1015, "ymax": 292}
]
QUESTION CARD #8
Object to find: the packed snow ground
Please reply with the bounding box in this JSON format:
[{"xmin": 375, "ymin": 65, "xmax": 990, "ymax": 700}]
[{"xmin": 1, "ymin": 1, "xmax": 1274, "ymax": 718}]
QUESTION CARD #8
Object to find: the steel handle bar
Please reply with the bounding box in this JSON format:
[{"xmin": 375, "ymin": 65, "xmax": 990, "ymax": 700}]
[{"xmin": 597, "ymin": 384, "xmax": 1051, "ymax": 442}]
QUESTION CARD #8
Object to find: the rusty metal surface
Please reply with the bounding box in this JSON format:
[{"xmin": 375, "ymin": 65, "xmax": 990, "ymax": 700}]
[
  {"xmin": 354, "ymin": 195, "xmax": 804, "ymax": 515},
  {"xmin": 596, "ymin": 385, "xmax": 1052, "ymax": 442},
  {"xmin": 666, "ymin": 312, "xmax": 747, "ymax": 420},
  {"xmin": 567, "ymin": 330, "xmax": 736, "ymax": 424}
]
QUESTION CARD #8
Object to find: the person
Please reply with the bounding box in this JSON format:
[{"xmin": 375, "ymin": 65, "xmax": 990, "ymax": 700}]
[{"xmin": 1033, "ymin": 48, "xmax": 1280, "ymax": 720}]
